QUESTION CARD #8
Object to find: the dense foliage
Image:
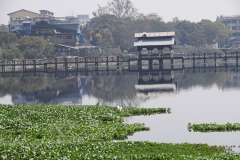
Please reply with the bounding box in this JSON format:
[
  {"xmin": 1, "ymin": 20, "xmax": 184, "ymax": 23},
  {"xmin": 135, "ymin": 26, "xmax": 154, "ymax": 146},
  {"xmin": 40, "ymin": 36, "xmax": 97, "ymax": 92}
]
[
  {"xmin": 93, "ymin": 0, "xmax": 138, "ymax": 18},
  {"xmin": 188, "ymin": 123, "xmax": 240, "ymax": 132},
  {"xmin": 1, "ymin": 104, "xmax": 240, "ymax": 159},
  {"xmin": 90, "ymin": 0, "xmax": 231, "ymax": 52},
  {"xmin": 0, "ymin": 33, "xmax": 60, "ymax": 60}
]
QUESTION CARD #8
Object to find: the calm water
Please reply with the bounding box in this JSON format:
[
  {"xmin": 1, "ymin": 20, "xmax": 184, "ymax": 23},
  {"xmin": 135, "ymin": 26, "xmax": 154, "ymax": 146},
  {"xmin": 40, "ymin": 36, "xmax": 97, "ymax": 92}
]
[{"xmin": 0, "ymin": 71, "xmax": 240, "ymax": 152}]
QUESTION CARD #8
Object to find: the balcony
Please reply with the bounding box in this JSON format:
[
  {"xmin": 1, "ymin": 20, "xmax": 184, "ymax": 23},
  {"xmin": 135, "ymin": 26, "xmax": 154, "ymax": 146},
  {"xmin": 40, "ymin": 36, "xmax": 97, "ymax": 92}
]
[
  {"xmin": 9, "ymin": 20, "xmax": 24, "ymax": 25},
  {"xmin": 232, "ymin": 30, "xmax": 240, "ymax": 33},
  {"xmin": 226, "ymin": 23, "xmax": 239, "ymax": 27}
]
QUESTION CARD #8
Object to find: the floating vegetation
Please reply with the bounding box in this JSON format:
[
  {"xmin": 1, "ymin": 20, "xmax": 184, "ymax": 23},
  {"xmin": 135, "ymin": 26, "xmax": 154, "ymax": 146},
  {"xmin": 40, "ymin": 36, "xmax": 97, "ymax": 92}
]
[
  {"xmin": 188, "ymin": 122, "xmax": 240, "ymax": 132},
  {"xmin": 0, "ymin": 104, "xmax": 239, "ymax": 159}
]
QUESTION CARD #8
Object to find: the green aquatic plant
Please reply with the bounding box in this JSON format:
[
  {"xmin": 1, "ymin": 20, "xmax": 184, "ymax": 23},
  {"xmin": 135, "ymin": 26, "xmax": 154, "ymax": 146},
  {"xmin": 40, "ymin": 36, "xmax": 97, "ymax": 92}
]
[
  {"xmin": 0, "ymin": 104, "xmax": 239, "ymax": 159},
  {"xmin": 188, "ymin": 122, "xmax": 240, "ymax": 132}
]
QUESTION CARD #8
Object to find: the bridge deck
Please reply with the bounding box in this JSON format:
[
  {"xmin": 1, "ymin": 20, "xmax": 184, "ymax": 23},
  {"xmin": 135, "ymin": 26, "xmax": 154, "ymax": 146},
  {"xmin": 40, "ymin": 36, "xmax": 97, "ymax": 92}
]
[{"xmin": 0, "ymin": 52, "xmax": 239, "ymax": 77}]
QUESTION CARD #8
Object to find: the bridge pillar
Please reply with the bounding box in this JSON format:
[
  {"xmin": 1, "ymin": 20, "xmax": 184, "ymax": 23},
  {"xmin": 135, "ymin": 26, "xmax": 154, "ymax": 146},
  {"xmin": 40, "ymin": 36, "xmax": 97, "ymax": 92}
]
[
  {"xmin": 84, "ymin": 57, "xmax": 87, "ymax": 76},
  {"xmin": 137, "ymin": 52, "xmax": 142, "ymax": 71},
  {"xmin": 128, "ymin": 57, "xmax": 130, "ymax": 71},
  {"xmin": 182, "ymin": 57, "xmax": 184, "ymax": 70},
  {"xmin": 149, "ymin": 59, "xmax": 153, "ymax": 70},
  {"xmin": 159, "ymin": 50, "xmax": 163, "ymax": 70},
  {"xmin": 225, "ymin": 52, "xmax": 227, "ymax": 69},
  {"xmin": 236, "ymin": 51, "xmax": 238, "ymax": 72},
  {"xmin": 22, "ymin": 60, "xmax": 25, "ymax": 77},
  {"xmin": 1, "ymin": 61, "xmax": 4, "ymax": 77},
  {"xmin": 55, "ymin": 58, "xmax": 57, "ymax": 77},
  {"xmin": 64, "ymin": 58, "xmax": 68, "ymax": 76},
  {"xmin": 12, "ymin": 60, "xmax": 15, "ymax": 76},
  {"xmin": 204, "ymin": 53, "xmax": 206, "ymax": 73},
  {"xmin": 75, "ymin": 57, "xmax": 78, "ymax": 76},
  {"xmin": 214, "ymin": 52, "xmax": 217, "ymax": 73},
  {"xmin": 116, "ymin": 56, "xmax": 120, "ymax": 74},
  {"xmin": 33, "ymin": 60, "xmax": 36, "ymax": 77},
  {"xmin": 95, "ymin": 57, "xmax": 98, "ymax": 72},
  {"xmin": 106, "ymin": 56, "xmax": 109, "ymax": 72}
]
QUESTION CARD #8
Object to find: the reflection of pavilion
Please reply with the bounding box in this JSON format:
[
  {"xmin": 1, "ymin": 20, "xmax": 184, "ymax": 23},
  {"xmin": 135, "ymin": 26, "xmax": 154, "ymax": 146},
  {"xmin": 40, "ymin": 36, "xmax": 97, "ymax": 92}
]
[{"xmin": 135, "ymin": 71, "xmax": 177, "ymax": 98}]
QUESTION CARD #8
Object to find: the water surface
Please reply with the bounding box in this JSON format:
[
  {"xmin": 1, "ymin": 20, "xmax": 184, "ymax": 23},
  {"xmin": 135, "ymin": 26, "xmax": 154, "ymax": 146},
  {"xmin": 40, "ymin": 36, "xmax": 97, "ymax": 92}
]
[{"xmin": 0, "ymin": 71, "xmax": 239, "ymax": 151}]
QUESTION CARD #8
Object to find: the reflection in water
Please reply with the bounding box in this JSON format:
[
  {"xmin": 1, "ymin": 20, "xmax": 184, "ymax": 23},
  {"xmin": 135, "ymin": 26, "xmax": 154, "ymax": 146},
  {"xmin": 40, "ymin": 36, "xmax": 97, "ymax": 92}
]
[
  {"xmin": 1, "ymin": 71, "xmax": 240, "ymax": 151},
  {"xmin": 11, "ymin": 77, "xmax": 87, "ymax": 105},
  {"xmin": 0, "ymin": 71, "xmax": 239, "ymax": 106},
  {"xmin": 135, "ymin": 71, "xmax": 177, "ymax": 100}
]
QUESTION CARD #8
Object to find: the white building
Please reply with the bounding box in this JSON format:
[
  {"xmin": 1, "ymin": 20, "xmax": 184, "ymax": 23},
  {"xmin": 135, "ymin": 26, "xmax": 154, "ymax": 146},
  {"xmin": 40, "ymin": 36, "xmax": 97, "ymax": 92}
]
[
  {"xmin": 7, "ymin": 9, "xmax": 54, "ymax": 32},
  {"xmin": 217, "ymin": 15, "xmax": 240, "ymax": 37},
  {"xmin": 205, "ymin": 42, "xmax": 218, "ymax": 49},
  {"xmin": 77, "ymin": 15, "xmax": 90, "ymax": 25}
]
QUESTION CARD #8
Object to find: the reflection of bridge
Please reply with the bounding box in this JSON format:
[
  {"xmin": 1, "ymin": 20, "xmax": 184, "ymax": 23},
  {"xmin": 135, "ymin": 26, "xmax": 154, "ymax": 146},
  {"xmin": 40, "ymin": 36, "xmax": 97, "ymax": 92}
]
[{"xmin": 0, "ymin": 52, "xmax": 239, "ymax": 77}]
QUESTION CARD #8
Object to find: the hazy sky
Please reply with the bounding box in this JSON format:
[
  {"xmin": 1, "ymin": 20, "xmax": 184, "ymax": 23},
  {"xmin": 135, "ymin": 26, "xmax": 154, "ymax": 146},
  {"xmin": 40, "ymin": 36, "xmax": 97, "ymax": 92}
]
[{"xmin": 0, "ymin": 0, "xmax": 239, "ymax": 24}]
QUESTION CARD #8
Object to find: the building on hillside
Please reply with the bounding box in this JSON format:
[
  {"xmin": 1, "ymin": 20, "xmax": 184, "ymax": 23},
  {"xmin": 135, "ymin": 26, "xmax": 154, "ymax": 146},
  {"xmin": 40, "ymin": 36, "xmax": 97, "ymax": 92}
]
[
  {"xmin": 217, "ymin": 15, "xmax": 240, "ymax": 37},
  {"xmin": 8, "ymin": 9, "xmax": 39, "ymax": 32},
  {"xmin": 7, "ymin": 9, "xmax": 85, "ymax": 46},
  {"xmin": 77, "ymin": 15, "xmax": 90, "ymax": 25},
  {"xmin": 39, "ymin": 10, "xmax": 54, "ymax": 17}
]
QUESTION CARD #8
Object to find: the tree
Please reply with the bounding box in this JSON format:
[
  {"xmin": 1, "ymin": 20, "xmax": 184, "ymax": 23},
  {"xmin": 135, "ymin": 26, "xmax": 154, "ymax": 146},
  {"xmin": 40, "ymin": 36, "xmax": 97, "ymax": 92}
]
[
  {"xmin": 93, "ymin": 0, "xmax": 138, "ymax": 18},
  {"xmin": 91, "ymin": 32, "xmax": 103, "ymax": 46},
  {"xmin": 186, "ymin": 31, "xmax": 206, "ymax": 46},
  {"xmin": 18, "ymin": 36, "xmax": 46, "ymax": 59},
  {"xmin": 174, "ymin": 20, "xmax": 200, "ymax": 45},
  {"xmin": 172, "ymin": 17, "xmax": 179, "ymax": 23},
  {"xmin": 1, "ymin": 44, "xmax": 21, "ymax": 60},
  {"xmin": 201, "ymin": 20, "xmax": 230, "ymax": 47},
  {"xmin": 0, "ymin": 32, "xmax": 18, "ymax": 46},
  {"xmin": 90, "ymin": 13, "xmax": 167, "ymax": 51},
  {"xmin": 0, "ymin": 33, "xmax": 20, "ymax": 60},
  {"xmin": 144, "ymin": 13, "xmax": 162, "ymax": 22},
  {"xmin": 44, "ymin": 37, "xmax": 63, "ymax": 58}
]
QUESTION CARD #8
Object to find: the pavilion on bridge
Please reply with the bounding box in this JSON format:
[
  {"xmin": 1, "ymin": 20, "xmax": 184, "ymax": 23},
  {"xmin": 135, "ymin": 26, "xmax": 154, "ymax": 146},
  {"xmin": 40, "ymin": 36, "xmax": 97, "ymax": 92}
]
[{"xmin": 134, "ymin": 32, "xmax": 176, "ymax": 56}]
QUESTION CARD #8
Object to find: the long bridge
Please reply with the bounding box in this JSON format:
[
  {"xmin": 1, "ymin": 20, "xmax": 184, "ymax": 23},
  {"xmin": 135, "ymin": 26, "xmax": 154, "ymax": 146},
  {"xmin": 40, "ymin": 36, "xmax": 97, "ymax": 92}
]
[{"xmin": 0, "ymin": 51, "xmax": 239, "ymax": 77}]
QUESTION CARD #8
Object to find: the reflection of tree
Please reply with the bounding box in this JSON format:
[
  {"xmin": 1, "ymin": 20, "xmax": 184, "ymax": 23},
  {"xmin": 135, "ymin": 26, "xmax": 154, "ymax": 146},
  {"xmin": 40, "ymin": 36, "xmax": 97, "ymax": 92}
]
[
  {"xmin": 0, "ymin": 77, "xmax": 55, "ymax": 97},
  {"xmin": 0, "ymin": 71, "xmax": 236, "ymax": 105},
  {"xmin": 175, "ymin": 72, "xmax": 232, "ymax": 91},
  {"xmin": 84, "ymin": 72, "xmax": 236, "ymax": 106},
  {"xmin": 85, "ymin": 75, "xmax": 145, "ymax": 107}
]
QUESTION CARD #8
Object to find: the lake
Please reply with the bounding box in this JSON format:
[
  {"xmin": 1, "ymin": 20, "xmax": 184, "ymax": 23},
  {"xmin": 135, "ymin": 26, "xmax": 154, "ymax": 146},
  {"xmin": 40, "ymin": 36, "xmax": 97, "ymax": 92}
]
[{"xmin": 0, "ymin": 71, "xmax": 239, "ymax": 152}]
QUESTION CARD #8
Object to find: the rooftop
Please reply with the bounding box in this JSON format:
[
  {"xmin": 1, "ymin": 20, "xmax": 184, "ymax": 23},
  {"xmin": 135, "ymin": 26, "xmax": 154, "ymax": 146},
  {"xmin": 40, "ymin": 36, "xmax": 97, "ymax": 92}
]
[
  {"xmin": 40, "ymin": 10, "xmax": 54, "ymax": 14},
  {"xmin": 218, "ymin": 15, "xmax": 240, "ymax": 19},
  {"xmin": 134, "ymin": 37, "xmax": 175, "ymax": 47},
  {"xmin": 135, "ymin": 32, "xmax": 175, "ymax": 38},
  {"xmin": 7, "ymin": 9, "xmax": 39, "ymax": 15}
]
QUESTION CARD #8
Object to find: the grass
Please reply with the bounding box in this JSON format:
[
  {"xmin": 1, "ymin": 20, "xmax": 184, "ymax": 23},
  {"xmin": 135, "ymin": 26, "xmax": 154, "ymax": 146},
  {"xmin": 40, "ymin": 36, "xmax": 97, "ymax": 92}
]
[{"xmin": 0, "ymin": 104, "xmax": 239, "ymax": 159}]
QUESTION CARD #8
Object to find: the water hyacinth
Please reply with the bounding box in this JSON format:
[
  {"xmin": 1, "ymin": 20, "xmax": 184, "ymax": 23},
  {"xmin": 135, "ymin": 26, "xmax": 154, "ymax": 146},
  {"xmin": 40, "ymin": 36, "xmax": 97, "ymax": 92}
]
[
  {"xmin": 0, "ymin": 104, "xmax": 240, "ymax": 159},
  {"xmin": 188, "ymin": 122, "xmax": 240, "ymax": 132}
]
